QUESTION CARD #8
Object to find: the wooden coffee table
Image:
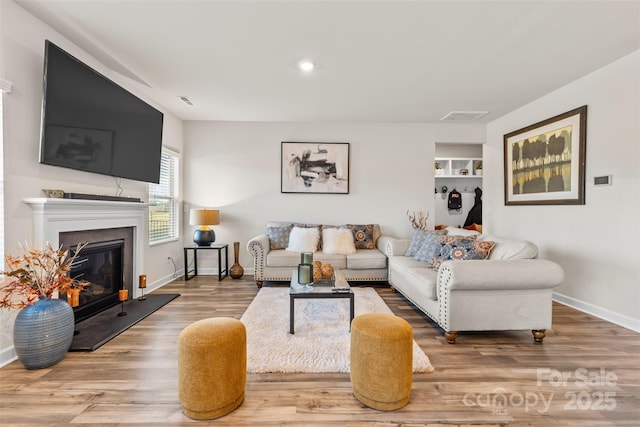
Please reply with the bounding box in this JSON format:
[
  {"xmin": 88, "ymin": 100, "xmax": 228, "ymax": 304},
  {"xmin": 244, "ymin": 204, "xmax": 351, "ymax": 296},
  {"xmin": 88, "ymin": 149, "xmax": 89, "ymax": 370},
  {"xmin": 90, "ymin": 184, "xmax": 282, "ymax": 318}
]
[{"xmin": 289, "ymin": 269, "xmax": 354, "ymax": 334}]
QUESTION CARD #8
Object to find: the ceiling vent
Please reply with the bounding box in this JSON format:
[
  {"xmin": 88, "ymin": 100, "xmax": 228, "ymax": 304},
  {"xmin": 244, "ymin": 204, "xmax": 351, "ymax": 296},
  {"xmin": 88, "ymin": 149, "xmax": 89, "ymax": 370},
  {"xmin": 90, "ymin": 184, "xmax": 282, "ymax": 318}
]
[
  {"xmin": 179, "ymin": 96, "xmax": 194, "ymax": 106},
  {"xmin": 440, "ymin": 111, "xmax": 488, "ymax": 122}
]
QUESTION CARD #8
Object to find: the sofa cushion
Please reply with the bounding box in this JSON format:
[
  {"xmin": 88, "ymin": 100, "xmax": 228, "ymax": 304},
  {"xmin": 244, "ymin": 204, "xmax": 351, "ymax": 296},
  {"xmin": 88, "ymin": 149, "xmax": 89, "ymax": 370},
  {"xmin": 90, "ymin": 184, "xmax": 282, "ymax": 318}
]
[
  {"xmin": 347, "ymin": 224, "xmax": 376, "ymax": 249},
  {"xmin": 405, "ymin": 229, "xmax": 446, "ymax": 257},
  {"xmin": 266, "ymin": 250, "xmax": 302, "ymax": 267},
  {"xmin": 286, "ymin": 226, "xmax": 320, "ymax": 253},
  {"xmin": 322, "ymin": 228, "xmax": 356, "ymax": 255},
  {"xmin": 481, "ymin": 235, "xmax": 538, "ymax": 260},
  {"xmin": 313, "ymin": 253, "xmax": 347, "ymax": 269},
  {"xmin": 266, "ymin": 225, "xmax": 293, "ymax": 250},
  {"xmin": 390, "ymin": 256, "xmax": 438, "ymax": 300},
  {"xmin": 347, "ymin": 249, "xmax": 387, "ymax": 270},
  {"xmin": 266, "ymin": 250, "xmax": 348, "ymax": 269},
  {"xmin": 428, "ymin": 236, "xmax": 494, "ymax": 270}
]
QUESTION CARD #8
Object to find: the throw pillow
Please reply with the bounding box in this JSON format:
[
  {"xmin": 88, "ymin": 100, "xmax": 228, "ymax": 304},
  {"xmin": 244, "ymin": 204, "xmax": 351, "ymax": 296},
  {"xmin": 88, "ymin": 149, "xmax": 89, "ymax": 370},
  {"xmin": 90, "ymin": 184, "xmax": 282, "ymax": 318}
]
[
  {"xmin": 293, "ymin": 223, "xmax": 323, "ymax": 250},
  {"xmin": 413, "ymin": 232, "xmax": 448, "ymax": 262},
  {"xmin": 322, "ymin": 228, "xmax": 356, "ymax": 255},
  {"xmin": 347, "ymin": 224, "xmax": 376, "ymax": 249},
  {"xmin": 286, "ymin": 226, "xmax": 321, "ymax": 253},
  {"xmin": 427, "ymin": 236, "xmax": 494, "ymax": 270},
  {"xmin": 405, "ymin": 229, "xmax": 446, "ymax": 257},
  {"xmin": 266, "ymin": 225, "xmax": 292, "ymax": 250},
  {"xmin": 319, "ymin": 224, "xmax": 339, "ymax": 250}
]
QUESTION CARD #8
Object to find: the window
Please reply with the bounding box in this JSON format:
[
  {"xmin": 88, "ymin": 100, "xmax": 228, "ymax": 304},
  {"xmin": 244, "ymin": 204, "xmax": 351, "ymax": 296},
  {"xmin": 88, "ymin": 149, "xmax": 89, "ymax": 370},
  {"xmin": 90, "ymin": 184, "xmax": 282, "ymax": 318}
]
[{"xmin": 149, "ymin": 149, "xmax": 179, "ymax": 244}]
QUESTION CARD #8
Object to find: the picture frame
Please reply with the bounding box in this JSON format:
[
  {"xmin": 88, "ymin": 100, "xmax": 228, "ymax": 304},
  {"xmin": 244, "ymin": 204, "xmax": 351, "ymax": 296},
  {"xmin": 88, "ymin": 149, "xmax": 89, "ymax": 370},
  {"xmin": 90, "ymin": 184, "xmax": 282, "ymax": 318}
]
[
  {"xmin": 281, "ymin": 142, "xmax": 349, "ymax": 194},
  {"xmin": 504, "ymin": 105, "xmax": 587, "ymax": 205}
]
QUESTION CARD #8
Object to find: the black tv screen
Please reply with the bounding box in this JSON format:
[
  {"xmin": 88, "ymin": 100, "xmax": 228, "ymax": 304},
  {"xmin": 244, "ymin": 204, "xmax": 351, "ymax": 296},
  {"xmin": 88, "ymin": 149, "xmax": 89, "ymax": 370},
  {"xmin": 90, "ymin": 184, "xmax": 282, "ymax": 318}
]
[{"xmin": 39, "ymin": 40, "xmax": 164, "ymax": 184}]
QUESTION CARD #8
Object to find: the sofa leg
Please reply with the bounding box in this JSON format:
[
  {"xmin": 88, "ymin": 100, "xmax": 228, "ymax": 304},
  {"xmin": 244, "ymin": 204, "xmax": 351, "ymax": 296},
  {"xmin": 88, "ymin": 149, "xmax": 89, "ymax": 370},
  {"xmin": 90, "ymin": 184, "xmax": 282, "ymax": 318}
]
[
  {"xmin": 445, "ymin": 331, "xmax": 458, "ymax": 344},
  {"xmin": 532, "ymin": 329, "xmax": 546, "ymax": 343},
  {"xmin": 256, "ymin": 281, "xmax": 263, "ymax": 288}
]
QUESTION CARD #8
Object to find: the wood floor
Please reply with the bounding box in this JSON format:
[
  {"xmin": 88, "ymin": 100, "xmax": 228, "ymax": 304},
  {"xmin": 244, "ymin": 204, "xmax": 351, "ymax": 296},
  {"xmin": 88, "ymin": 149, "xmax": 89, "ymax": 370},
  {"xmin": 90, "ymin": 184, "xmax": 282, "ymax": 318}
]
[{"xmin": 1, "ymin": 275, "xmax": 638, "ymax": 426}]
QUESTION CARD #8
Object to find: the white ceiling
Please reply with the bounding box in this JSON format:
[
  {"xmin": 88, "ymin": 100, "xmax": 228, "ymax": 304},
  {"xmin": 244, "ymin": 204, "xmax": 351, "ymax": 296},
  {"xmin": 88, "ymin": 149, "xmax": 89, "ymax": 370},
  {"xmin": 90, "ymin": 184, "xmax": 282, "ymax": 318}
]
[{"xmin": 15, "ymin": 0, "xmax": 640, "ymax": 123}]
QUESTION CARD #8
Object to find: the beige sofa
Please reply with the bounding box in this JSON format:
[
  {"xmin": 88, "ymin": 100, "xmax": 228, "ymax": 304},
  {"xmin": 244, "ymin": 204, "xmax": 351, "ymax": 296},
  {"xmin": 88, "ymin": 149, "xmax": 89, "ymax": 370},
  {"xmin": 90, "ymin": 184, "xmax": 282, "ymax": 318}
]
[
  {"xmin": 247, "ymin": 222, "xmax": 389, "ymax": 287},
  {"xmin": 381, "ymin": 232, "xmax": 564, "ymax": 343}
]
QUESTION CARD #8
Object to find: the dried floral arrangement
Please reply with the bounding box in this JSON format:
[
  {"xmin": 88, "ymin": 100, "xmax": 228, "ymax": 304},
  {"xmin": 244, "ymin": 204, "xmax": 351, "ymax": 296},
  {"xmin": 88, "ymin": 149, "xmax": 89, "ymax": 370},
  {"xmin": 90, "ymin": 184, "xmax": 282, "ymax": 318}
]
[
  {"xmin": 407, "ymin": 210, "xmax": 429, "ymax": 230},
  {"xmin": 0, "ymin": 243, "xmax": 88, "ymax": 309}
]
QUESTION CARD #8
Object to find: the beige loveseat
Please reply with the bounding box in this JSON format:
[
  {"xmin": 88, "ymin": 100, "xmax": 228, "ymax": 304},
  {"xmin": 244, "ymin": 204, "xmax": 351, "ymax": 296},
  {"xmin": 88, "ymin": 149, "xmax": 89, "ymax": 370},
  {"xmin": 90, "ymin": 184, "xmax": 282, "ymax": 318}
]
[
  {"xmin": 381, "ymin": 230, "xmax": 564, "ymax": 343},
  {"xmin": 247, "ymin": 222, "xmax": 389, "ymax": 287}
]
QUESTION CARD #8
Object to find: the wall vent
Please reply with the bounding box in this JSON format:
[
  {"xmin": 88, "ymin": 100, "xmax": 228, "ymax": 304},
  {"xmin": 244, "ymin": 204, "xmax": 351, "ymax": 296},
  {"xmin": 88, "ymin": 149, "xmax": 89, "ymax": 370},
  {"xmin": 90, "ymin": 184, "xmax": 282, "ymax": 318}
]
[
  {"xmin": 441, "ymin": 111, "xmax": 488, "ymax": 122},
  {"xmin": 179, "ymin": 96, "xmax": 194, "ymax": 106}
]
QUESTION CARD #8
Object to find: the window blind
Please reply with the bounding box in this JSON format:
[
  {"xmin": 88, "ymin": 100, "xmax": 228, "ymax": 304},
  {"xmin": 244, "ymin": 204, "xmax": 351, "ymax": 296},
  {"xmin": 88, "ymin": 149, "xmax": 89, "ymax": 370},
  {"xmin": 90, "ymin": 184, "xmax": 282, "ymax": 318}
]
[{"xmin": 149, "ymin": 150, "xmax": 179, "ymax": 244}]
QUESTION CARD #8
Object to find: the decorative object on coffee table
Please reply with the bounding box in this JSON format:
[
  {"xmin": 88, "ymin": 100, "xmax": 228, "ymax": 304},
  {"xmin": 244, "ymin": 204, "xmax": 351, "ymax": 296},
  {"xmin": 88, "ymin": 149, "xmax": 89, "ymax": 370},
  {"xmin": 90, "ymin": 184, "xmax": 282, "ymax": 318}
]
[
  {"xmin": 297, "ymin": 264, "xmax": 313, "ymax": 287},
  {"xmin": 229, "ymin": 242, "xmax": 244, "ymax": 279},
  {"xmin": 296, "ymin": 251, "xmax": 314, "ymax": 286},
  {"xmin": 300, "ymin": 252, "xmax": 313, "ymax": 265}
]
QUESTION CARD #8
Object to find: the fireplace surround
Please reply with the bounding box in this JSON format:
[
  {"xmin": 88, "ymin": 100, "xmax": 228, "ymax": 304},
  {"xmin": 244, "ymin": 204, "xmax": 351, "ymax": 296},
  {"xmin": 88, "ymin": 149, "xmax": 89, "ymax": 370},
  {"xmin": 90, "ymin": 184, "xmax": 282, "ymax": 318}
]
[{"xmin": 23, "ymin": 198, "xmax": 148, "ymax": 306}]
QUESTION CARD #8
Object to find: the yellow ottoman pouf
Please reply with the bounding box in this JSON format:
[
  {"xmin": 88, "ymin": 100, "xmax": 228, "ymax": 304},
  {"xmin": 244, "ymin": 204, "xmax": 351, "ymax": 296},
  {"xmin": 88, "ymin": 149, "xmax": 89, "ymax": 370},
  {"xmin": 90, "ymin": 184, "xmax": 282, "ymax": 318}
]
[
  {"xmin": 350, "ymin": 313, "xmax": 413, "ymax": 411},
  {"xmin": 178, "ymin": 317, "xmax": 246, "ymax": 420}
]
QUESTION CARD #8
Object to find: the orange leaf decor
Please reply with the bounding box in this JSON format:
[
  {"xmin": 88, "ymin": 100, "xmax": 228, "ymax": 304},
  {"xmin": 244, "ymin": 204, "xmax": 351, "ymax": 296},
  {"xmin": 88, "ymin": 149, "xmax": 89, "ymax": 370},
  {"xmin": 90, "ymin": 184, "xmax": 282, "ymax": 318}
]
[{"xmin": 0, "ymin": 242, "xmax": 89, "ymax": 309}]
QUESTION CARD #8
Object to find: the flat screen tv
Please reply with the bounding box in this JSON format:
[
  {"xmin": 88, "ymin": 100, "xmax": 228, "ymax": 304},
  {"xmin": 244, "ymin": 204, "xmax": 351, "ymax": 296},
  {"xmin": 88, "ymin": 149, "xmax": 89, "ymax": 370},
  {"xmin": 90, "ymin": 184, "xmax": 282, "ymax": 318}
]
[{"xmin": 39, "ymin": 40, "xmax": 164, "ymax": 184}]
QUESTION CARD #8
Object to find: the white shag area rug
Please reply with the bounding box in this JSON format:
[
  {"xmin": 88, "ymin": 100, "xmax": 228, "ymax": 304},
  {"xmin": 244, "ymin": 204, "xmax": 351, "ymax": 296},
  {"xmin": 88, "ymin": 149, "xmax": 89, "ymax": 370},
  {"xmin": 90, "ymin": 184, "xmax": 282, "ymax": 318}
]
[{"xmin": 240, "ymin": 287, "xmax": 435, "ymax": 374}]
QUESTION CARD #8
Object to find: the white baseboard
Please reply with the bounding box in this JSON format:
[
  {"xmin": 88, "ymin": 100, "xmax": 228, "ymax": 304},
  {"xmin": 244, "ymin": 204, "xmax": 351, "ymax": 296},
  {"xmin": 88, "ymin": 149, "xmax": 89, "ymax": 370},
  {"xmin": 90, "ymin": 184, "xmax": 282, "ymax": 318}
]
[
  {"xmin": 148, "ymin": 270, "xmax": 184, "ymax": 291},
  {"xmin": 553, "ymin": 292, "xmax": 640, "ymax": 333},
  {"xmin": 0, "ymin": 347, "xmax": 17, "ymax": 368}
]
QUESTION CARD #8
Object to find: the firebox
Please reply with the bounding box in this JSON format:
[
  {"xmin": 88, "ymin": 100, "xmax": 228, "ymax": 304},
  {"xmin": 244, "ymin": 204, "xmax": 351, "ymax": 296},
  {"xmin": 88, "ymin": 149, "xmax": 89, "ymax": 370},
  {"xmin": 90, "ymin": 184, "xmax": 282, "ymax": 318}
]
[{"xmin": 69, "ymin": 239, "xmax": 125, "ymax": 323}]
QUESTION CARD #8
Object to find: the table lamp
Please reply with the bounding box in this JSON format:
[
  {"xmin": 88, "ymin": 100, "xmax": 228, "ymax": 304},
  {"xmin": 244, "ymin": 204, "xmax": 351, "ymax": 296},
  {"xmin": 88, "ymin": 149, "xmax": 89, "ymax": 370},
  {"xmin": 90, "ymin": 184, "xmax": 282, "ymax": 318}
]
[{"xmin": 189, "ymin": 208, "xmax": 220, "ymax": 246}]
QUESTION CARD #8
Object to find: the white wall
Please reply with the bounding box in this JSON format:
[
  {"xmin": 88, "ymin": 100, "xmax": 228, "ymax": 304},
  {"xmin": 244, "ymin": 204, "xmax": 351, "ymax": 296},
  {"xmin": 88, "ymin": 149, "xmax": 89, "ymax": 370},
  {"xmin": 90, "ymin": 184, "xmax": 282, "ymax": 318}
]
[
  {"xmin": 485, "ymin": 51, "xmax": 640, "ymax": 331},
  {"xmin": 183, "ymin": 121, "xmax": 485, "ymax": 270},
  {"xmin": 0, "ymin": 1, "xmax": 185, "ymax": 365}
]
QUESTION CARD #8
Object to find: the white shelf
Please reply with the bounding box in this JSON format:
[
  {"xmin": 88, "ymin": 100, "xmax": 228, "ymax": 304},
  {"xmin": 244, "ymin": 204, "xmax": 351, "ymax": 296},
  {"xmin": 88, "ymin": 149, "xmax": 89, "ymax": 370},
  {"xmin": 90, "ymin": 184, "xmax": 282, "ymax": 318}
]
[{"xmin": 434, "ymin": 157, "xmax": 482, "ymax": 178}]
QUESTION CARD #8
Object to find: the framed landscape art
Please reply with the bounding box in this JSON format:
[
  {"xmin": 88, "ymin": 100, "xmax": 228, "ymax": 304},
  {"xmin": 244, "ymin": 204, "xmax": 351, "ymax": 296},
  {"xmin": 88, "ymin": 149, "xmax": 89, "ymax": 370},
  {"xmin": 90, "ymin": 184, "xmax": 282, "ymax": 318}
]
[
  {"xmin": 281, "ymin": 142, "xmax": 350, "ymax": 194},
  {"xmin": 504, "ymin": 105, "xmax": 587, "ymax": 205}
]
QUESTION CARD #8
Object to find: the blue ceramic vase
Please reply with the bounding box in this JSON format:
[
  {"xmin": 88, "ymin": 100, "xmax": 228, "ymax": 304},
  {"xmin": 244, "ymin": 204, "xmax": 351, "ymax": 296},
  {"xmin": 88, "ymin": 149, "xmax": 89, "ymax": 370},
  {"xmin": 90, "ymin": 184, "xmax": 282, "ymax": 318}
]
[{"xmin": 13, "ymin": 298, "xmax": 75, "ymax": 369}]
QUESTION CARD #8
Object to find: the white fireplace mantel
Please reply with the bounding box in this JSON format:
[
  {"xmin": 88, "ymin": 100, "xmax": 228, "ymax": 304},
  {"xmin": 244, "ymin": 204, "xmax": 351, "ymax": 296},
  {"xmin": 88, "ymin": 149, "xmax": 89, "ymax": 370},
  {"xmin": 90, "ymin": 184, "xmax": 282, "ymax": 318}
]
[{"xmin": 23, "ymin": 198, "xmax": 149, "ymax": 298}]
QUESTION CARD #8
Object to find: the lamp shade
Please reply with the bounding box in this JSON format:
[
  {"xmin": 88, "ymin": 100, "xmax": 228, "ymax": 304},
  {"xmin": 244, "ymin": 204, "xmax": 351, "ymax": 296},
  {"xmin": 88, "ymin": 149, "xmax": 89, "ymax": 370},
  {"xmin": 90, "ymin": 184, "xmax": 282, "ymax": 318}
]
[{"xmin": 189, "ymin": 209, "xmax": 220, "ymax": 226}]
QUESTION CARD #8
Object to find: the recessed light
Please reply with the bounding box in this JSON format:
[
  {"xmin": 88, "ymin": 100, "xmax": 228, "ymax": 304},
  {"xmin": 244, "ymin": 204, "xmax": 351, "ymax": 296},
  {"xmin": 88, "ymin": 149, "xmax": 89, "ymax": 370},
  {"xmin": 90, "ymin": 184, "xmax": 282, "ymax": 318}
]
[{"xmin": 298, "ymin": 60, "xmax": 315, "ymax": 72}]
